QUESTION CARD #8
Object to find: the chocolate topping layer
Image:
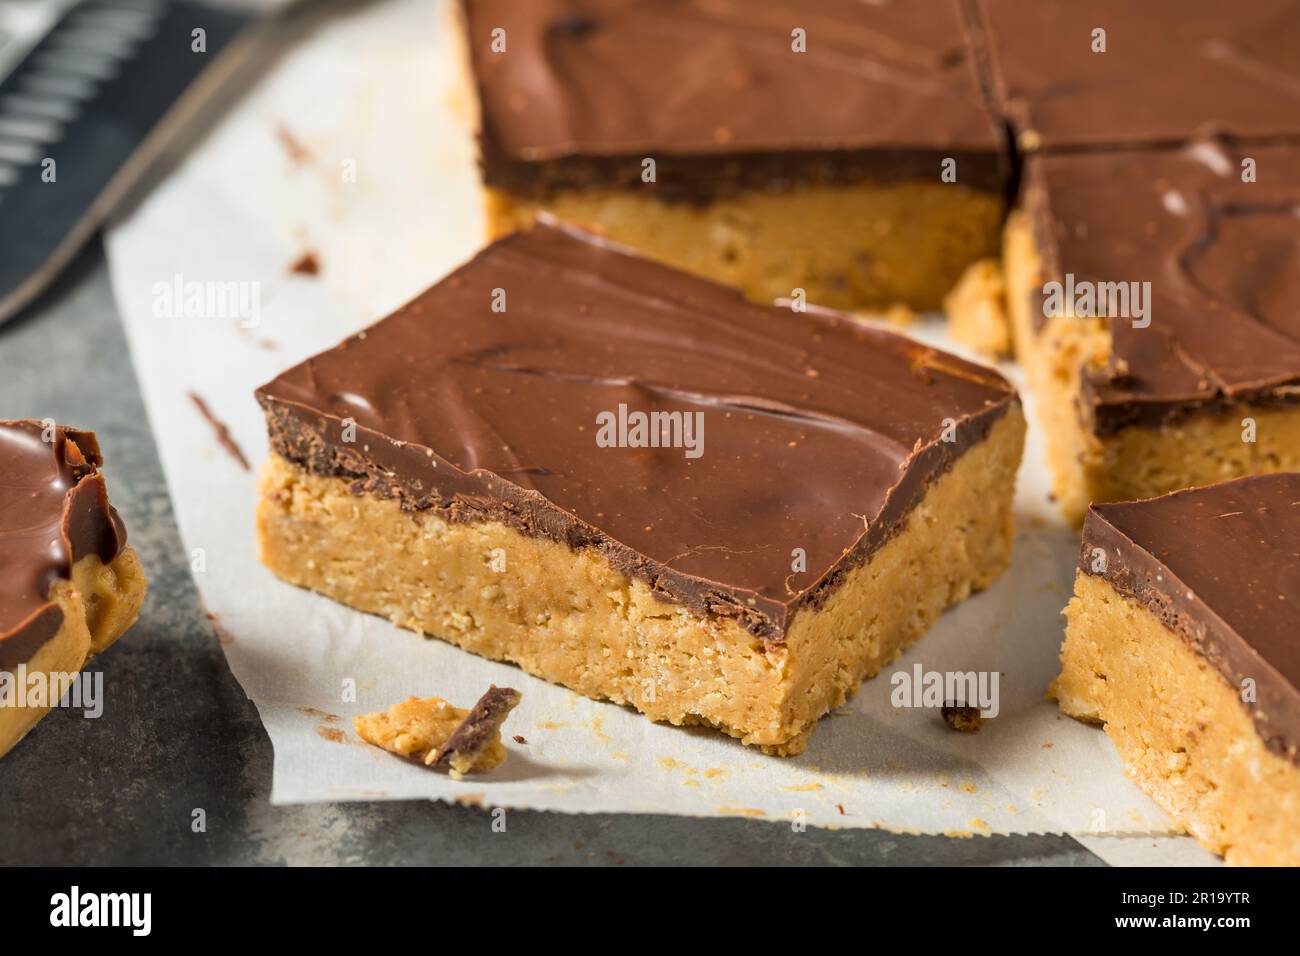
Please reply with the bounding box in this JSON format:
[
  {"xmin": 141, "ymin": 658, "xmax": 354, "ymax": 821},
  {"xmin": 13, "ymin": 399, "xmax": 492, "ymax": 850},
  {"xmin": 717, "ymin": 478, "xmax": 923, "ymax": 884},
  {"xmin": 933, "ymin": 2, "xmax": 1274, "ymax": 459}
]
[
  {"xmin": 977, "ymin": 0, "xmax": 1300, "ymax": 152},
  {"xmin": 256, "ymin": 223, "xmax": 1017, "ymax": 641},
  {"xmin": 0, "ymin": 421, "xmax": 128, "ymax": 668},
  {"xmin": 1082, "ymin": 474, "xmax": 1300, "ymax": 763},
  {"xmin": 462, "ymin": 0, "xmax": 1006, "ymax": 198},
  {"xmin": 1026, "ymin": 139, "xmax": 1300, "ymax": 434}
]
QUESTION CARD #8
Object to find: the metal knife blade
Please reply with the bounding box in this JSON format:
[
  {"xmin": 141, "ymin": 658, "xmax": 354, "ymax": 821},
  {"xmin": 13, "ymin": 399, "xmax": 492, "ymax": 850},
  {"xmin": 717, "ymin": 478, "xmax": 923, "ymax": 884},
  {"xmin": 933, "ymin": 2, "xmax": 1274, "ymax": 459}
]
[{"xmin": 0, "ymin": 0, "xmax": 278, "ymax": 326}]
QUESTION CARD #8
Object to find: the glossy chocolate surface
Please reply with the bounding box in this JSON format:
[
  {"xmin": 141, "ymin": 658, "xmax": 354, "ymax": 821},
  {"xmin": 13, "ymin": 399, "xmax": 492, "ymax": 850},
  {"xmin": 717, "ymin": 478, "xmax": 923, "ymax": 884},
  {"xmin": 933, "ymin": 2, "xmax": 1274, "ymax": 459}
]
[
  {"xmin": 462, "ymin": 0, "xmax": 1005, "ymax": 197},
  {"xmin": 257, "ymin": 224, "xmax": 1017, "ymax": 639},
  {"xmin": 1083, "ymin": 474, "xmax": 1300, "ymax": 762},
  {"xmin": 0, "ymin": 421, "xmax": 127, "ymax": 668},
  {"xmin": 1027, "ymin": 139, "xmax": 1300, "ymax": 433},
  {"xmin": 977, "ymin": 0, "xmax": 1300, "ymax": 151}
]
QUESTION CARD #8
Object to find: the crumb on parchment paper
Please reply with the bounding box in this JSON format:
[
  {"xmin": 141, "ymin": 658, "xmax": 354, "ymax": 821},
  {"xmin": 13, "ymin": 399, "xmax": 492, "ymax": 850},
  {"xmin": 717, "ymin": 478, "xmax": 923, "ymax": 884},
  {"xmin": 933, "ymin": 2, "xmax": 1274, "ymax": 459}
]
[{"xmin": 941, "ymin": 702, "xmax": 983, "ymax": 732}]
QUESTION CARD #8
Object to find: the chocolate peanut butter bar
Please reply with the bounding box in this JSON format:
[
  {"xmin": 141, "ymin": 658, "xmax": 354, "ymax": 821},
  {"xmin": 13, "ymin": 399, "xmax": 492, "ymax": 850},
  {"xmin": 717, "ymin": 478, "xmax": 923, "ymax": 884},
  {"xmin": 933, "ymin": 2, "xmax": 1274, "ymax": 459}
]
[
  {"xmin": 1053, "ymin": 475, "xmax": 1300, "ymax": 865},
  {"xmin": 975, "ymin": 0, "xmax": 1300, "ymax": 154},
  {"xmin": 0, "ymin": 421, "xmax": 147, "ymax": 758},
  {"xmin": 459, "ymin": 0, "xmax": 1006, "ymax": 312},
  {"xmin": 1001, "ymin": 139, "xmax": 1300, "ymax": 523},
  {"xmin": 255, "ymin": 223, "xmax": 1025, "ymax": 755}
]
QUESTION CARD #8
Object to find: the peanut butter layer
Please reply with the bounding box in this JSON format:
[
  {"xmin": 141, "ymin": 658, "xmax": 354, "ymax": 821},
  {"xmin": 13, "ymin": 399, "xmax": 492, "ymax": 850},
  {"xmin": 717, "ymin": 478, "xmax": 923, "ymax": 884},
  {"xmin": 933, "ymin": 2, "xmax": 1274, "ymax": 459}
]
[
  {"xmin": 486, "ymin": 179, "xmax": 1003, "ymax": 313},
  {"xmin": 0, "ymin": 548, "xmax": 146, "ymax": 760}
]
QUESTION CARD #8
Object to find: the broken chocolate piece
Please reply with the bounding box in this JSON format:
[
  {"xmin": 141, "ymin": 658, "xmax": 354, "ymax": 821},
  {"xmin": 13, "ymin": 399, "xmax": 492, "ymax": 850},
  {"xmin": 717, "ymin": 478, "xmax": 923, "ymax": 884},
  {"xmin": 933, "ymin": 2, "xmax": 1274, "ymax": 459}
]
[{"xmin": 431, "ymin": 685, "xmax": 522, "ymax": 774}]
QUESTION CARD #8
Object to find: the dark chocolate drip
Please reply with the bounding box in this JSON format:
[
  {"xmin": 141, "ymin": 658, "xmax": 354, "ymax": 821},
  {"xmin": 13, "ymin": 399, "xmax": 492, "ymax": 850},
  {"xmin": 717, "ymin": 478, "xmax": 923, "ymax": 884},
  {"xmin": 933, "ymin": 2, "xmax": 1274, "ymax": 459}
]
[
  {"xmin": 0, "ymin": 421, "xmax": 128, "ymax": 668},
  {"xmin": 1081, "ymin": 474, "xmax": 1300, "ymax": 764},
  {"xmin": 188, "ymin": 392, "xmax": 252, "ymax": 472},
  {"xmin": 256, "ymin": 223, "xmax": 1017, "ymax": 640}
]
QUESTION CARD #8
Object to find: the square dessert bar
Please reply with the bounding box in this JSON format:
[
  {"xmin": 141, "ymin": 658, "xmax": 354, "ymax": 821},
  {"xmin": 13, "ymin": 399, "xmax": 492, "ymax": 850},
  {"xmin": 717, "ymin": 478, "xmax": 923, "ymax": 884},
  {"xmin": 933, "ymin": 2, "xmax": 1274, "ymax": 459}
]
[
  {"xmin": 1002, "ymin": 139, "xmax": 1300, "ymax": 524},
  {"xmin": 1053, "ymin": 475, "xmax": 1300, "ymax": 865},
  {"xmin": 459, "ymin": 0, "xmax": 1006, "ymax": 312},
  {"xmin": 255, "ymin": 223, "xmax": 1025, "ymax": 755},
  {"xmin": 0, "ymin": 421, "xmax": 146, "ymax": 759},
  {"xmin": 975, "ymin": 0, "xmax": 1300, "ymax": 153}
]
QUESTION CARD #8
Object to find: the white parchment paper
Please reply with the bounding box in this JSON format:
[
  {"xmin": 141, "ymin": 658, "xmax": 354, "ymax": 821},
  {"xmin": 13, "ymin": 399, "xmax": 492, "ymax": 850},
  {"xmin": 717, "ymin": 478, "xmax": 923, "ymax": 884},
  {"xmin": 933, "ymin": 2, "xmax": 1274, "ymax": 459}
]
[{"xmin": 102, "ymin": 0, "xmax": 1215, "ymax": 857}]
